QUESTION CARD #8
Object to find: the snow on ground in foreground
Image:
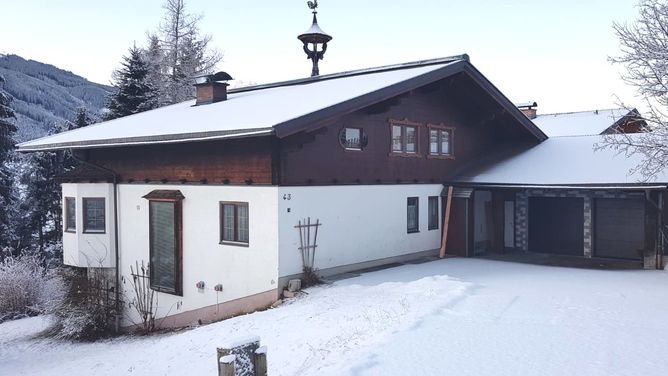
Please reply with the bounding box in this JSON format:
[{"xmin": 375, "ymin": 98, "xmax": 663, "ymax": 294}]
[{"xmin": 2, "ymin": 258, "xmax": 668, "ymax": 375}]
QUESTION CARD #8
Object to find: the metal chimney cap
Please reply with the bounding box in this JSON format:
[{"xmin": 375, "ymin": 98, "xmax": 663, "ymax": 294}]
[{"xmin": 194, "ymin": 71, "xmax": 234, "ymax": 85}]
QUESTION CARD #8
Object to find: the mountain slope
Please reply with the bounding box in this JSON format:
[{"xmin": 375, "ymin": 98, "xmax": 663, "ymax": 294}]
[{"xmin": 0, "ymin": 54, "xmax": 111, "ymax": 142}]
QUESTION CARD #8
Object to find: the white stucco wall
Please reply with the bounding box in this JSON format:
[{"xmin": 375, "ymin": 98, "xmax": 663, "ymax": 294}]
[
  {"xmin": 277, "ymin": 184, "xmax": 443, "ymax": 278},
  {"xmin": 61, "ymin": 183, "xmax": 116, "ymax": 268},
  {"xmin": 116, "ymin": 184, "xmax": 279, "ymax": 325}
]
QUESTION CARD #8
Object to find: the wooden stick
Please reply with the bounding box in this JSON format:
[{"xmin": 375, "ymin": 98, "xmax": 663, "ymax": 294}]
[
  {"xmin": 298, "ymin": 220, "xmax": 305, "ymax": 268},
  {"xmin": 306, "ymin": 217, "xmax": 311, "ymax": 268},
  {"xmin": 439, "ymin": 186, "xmax": 454, "ymax": 258},
  {"xmin": 312, "ymin": 219, "xmax": 319, "ymax": 268}
]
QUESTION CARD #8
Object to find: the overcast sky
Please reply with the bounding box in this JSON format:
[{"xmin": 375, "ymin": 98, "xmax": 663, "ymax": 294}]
[{"xmin": 1, "ymin": 0, "xmax": 642, "ymax": 114}]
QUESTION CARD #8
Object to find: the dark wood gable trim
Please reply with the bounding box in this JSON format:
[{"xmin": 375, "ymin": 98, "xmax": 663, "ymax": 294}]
[
  {"xmin": 461, "ymin": 64, "xmax": 547, "ymax": 141},
  {"xmin": 273, "ymin": 60, "xmax": 469, "ymax": 139},
  {"xmin": 274, "ymin": 61, "xmax": 547, "ymax": 142}
]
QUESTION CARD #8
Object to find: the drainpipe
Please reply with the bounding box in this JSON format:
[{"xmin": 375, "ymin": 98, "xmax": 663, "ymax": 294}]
[{"xmin": 70, "ymin": 151, "xmax": 121, "ymax": 333}]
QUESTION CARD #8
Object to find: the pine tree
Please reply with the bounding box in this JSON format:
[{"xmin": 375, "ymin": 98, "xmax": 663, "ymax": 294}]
[
  {"xmin": 157, "ymin": 0, "xmax": 221, "ymax": 104},
  {"xmin": 19, "ymin": 108, "xmax": 92, "ymax": 255},
  {"xmin": 105, "ymin": 46, "xmax": 157, "ymax": 120},
  {"xmin": 0, "ymin": 74, "xmax": 17, "ymax": 250},
  {"xmin": 73, "ymin": 106, "xmax": 93, "ymax": 129},
  {"xmin": 144, "ymin": 34, "xmax": 167, "ymax": 108}
]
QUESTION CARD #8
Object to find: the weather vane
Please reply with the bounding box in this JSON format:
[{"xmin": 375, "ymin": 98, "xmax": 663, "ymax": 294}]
[{"xmin": 298, "ymin": 0, "xmax": 332, "ymax": 77}]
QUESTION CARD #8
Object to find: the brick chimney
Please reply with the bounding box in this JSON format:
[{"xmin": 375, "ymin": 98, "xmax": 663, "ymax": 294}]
[
  {"xmin": 516, "ymin": 101, "xmax": 538, "ymax": 120},
  {"xmin": 194, "ymin": 71, "xmax": 233, "ymax": 105}
]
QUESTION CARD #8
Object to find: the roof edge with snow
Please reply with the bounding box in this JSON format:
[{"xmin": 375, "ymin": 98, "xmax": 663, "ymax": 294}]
[{"xmin": 17, "ymin": 54, "xmax": 546, "ymax": 152}]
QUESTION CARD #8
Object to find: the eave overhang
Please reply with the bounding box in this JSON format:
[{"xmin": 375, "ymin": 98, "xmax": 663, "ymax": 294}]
[
  {"xmin": 445, "ymin": 182, "xmax": 668, "ymax": 190},
  {"xmin": 18, "ymin": 128, "xmax": 274, "ymax": 152}
]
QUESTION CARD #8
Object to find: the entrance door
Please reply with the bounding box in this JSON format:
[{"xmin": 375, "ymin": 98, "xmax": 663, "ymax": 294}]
[
  {"xmin": 528, "ymin": 197, "xmax": 584, "ymax": 255},
  {"xmin": 504, "ymin": 201, "xmax": 515, "ymax": 249},
  {"xmin": 473, "ymin": 191, "xmax": 492, "ymax": 255}
]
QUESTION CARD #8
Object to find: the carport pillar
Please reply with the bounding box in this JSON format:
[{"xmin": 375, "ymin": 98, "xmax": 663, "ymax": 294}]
[
  {"xmin": 583, "ymin": 196, "xmax": 593, "ymax": 258},
  {"xmin": 439, "ymin": 186, "xmax": 454, "ymax": 258}
]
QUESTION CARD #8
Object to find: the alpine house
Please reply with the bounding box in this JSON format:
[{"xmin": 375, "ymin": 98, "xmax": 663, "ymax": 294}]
[{"xmin": 17, "ymin": 9, "xmax": 666, "ymax": 329}]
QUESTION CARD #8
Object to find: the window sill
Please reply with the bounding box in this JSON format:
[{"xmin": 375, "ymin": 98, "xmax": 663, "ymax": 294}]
[
  {"xmin": 64, "ymin": 229, "xmax": 76, "ymax": 234},
  {"xmin": 428, "ymin": 227, "xmax": 439, "ymax": 231},
  {"xmin": 83, "ymin": 230, "xmax": 106, "ymax": 234},
  {"xmin": 389, "ymin": 152, "xmax": 422, "ymax": 158},
  {"xmin": 427, "ymin": 154, "xmax": 455, "ymax": 160},
  {"xmin": 220, "ymin": 241, "xmax": 250, "ymax": 248},
  {"xmin": 150, "ymin": 286, "xmax": 183, "ymax": 296},
  {"xmin": 407, "ymin": 229, "xmax": 420, "ymax": 234}
]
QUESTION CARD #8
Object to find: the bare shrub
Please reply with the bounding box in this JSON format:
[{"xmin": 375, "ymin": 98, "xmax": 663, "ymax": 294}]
[
  {"xmin": 0, "ymin": 253, "xmax": 64, "ymax": 322},
  {"xmin": 48, "ymin": 267, "xmax": 119, "ymax": 341},
  {"xmin": 301, "ymin": 266, "xmax": 321, "ymax": 288},
  {"xmin": 126, "ymin": 261, "xmax": 157, "ymax": 334}
]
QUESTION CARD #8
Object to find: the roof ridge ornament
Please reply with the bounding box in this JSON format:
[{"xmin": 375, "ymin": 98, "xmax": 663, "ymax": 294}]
[{"xmin": 298, "ymin": 1, "xmax": 332, "ymax": 77}]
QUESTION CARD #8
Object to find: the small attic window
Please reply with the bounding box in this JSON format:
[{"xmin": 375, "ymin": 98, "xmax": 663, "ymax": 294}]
[
  {"xmin": 339, "ymin": 127, "xmax": 367, "ymax": 150},
  {"xmin": 427, "ymin": 124, "xmax": 455, "ymax": 159},
  {"xmin": 389, "ymin": 118, "xmax": 422, "ymax": 156}
]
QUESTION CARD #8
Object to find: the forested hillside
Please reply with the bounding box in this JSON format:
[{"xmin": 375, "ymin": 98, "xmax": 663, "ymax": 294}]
[{"xmin": 0, "ymin": 54, "xmax": 110, "ymax": 142}]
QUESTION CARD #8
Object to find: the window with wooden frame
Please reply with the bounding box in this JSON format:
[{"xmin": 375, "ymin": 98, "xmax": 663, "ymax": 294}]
[
  {"xmin": 407, "ymin": 197, "xmax": 419, "ymax": 233},
  {"xmin": 82, "ymin": 198, "xmax": 105, "ymax": 233},
  {"xmin": 390, "ymin": 119, "xmax": 421, "ymax": 156},
  {"xmin": 428, "ymin": 124, "xmax": 455, "ymax": 158},
  {"xmin": 64, "ymin": 197, "xmax": 76, "ymax": 232},
  {"xmin": 220, "ymin": 202, "xmax": 249, "ymax": 246},
  {"xmin": 144, "ymin": 190, "xmax": 184, "ymax": 296},
  {"xmin": 428, "ymin": 196, "xmax": 439, "ymax": 230},
  {"xmin": 339, "ymin": 127, "xmax": 367, "ymax": 150}
]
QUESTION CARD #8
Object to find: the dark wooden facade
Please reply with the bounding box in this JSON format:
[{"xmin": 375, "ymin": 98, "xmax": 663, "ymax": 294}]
[
  {"xmin": 278, "ymin": 73, "xmax": 538, "ymax": 186},
  {"xmin": 71, "ymin": 73, "xmax": 539, "ymax": 188},
  {"xmin": 79, "ymin": 137, "xmax": 275, "ymax": 185}
]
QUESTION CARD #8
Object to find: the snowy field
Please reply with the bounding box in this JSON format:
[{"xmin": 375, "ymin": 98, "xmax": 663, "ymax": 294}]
[{"xmin": 2, "ymin": 258, "xmax": 668, "ymax": 375}]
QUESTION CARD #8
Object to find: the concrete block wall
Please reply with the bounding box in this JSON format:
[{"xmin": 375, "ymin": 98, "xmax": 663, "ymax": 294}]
[{"xmin": 514, "ymin": 189, "xmax": 642, "ymax": 257}]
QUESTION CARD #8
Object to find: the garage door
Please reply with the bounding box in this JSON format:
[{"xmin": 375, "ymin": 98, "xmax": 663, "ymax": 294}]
[
  {"xmin": 595, "ymin": 198, "xmax": 645, "ymax": 259},
  {"xmin": 529, "ymin": 197, "xmax": 584, "ymax": 255}
]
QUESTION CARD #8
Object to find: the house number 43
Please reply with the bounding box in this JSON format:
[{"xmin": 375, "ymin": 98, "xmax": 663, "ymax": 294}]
[{"xmin": 283, "ymin": 194, "xmax": 292, "ymax": 200}]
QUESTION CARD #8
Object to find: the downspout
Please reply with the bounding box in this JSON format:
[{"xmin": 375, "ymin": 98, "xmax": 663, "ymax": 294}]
[{"xmin": 70, "ymin": 151, "xmax": 121, "ymax": 332}]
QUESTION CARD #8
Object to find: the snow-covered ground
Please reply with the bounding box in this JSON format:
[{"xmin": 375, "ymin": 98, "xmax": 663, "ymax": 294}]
[{"xmin": 2, "ymin": 258, "xmax": 668, "ymax": 375}]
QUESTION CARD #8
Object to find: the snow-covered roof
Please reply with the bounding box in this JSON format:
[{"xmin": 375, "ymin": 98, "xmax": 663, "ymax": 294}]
[
  {"xmin": 18, "ymin": 57, "xmax": 474, "ymax": 151},
  {"xmin": 532, "ymin": 108, "xmax": 631, "ymax": 137},
  {"xmin": 455, "ymin": 134, "xmax": 668, "ymax": 186}
]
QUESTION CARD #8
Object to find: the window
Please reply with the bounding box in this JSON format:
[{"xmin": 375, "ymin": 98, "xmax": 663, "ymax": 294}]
[
  {"xmin": 339, "ymin": 127, "xmax": 367, "ymax": 150},
  {"xmin": 144, "ymin": 190, "xmax": 184, "ymax": 296},
  {"xmin": 220, "ymin": 202, "xmax": 249, "ymax": 246},
  {"xmin": 407, "ymin": 197, "xmax": 419, "ymax": 233},
  {"xmin": 428, "ymin": 125, "xmax": 454, "ymax": 157},
  {"xmin": 149, "ymin": 200, "xmax": 183, "ymax": 295},
  {"xmin": 390, "ymin": 119, "xmax": 421, "ymax": 155},
  {"xmin": 64, "ymin": 197, "xmax": 76, "ymax": 232},
  {"xmin": 82, "ymin": 198, "xmax": 105, "ymax": 233},
  {"xmin": 428, "ymin": 196, "xmax": 439, "ymax": 230}
]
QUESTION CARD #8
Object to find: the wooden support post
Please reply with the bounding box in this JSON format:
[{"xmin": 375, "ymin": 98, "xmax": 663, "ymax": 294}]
[
  {"xmin": 254, "ymin": 346, "xmax": 268, "ymax": 376},
  {"xmin": 218, "ymin": 354, "xmax": 236, "ymax": 376},
  {"xmin": 439, "ymin": 186, "xmax": 454, "ymax": 258}
]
